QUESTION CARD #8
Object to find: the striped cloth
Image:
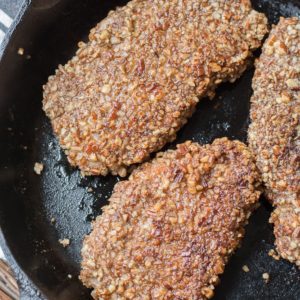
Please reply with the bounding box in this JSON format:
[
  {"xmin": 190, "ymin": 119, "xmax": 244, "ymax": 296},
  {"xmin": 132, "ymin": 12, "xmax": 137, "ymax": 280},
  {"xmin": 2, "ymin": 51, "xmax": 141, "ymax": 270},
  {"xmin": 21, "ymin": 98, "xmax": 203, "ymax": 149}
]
[
  {"xmin": 0, "ymin": 0, "xmax": 22, "ymax": 44},
  {"xmin": 0, "ymin": 0, "xmax": 22, "ymax": 259}
]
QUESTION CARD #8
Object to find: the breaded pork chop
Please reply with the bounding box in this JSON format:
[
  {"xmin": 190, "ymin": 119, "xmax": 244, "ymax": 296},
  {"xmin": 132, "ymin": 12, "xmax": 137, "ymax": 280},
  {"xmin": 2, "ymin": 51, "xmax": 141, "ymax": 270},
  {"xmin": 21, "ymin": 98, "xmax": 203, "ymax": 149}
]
[
  {"xmin": 43, "ymin": 0, "xmax": 268, "ymax": 176},
  {"xmin": 248, "ymin": 18, "xmax": 300, "ymax": 266},
  {"xmin": 80, "ymin": 138, "xmax": 261, "ymax": 299}
]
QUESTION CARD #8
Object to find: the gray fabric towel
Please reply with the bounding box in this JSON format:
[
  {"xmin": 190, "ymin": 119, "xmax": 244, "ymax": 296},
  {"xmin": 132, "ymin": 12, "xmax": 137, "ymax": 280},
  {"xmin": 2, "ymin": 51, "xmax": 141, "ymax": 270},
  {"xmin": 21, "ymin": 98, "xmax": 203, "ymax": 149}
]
[{"xmin": 0, "ymin": 0, "xmax": 22, "ymax": 43}]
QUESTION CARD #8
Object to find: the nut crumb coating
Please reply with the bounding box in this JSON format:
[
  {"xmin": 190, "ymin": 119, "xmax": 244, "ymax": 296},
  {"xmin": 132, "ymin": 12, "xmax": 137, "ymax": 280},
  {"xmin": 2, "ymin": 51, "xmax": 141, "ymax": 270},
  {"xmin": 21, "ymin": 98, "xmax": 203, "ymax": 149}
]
[
  {"xmin": 43, "ymin": 0, "xmax": 268, "ymax": 176},
  {"xmin": 80, "ymin": 138, "xmax": 261, "ymax": 299},
  {"xmin": 248, "ymin": 18, "xmax": 300, "ymax": 266}
]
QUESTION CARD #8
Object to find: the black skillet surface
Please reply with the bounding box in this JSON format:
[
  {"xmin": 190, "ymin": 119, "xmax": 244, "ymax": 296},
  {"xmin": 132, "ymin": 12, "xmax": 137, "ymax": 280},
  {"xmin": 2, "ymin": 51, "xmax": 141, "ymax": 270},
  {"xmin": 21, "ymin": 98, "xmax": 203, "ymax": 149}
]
[{"xmin": 0, "ymin": 0, "xmax": 300, "ymax": 299}]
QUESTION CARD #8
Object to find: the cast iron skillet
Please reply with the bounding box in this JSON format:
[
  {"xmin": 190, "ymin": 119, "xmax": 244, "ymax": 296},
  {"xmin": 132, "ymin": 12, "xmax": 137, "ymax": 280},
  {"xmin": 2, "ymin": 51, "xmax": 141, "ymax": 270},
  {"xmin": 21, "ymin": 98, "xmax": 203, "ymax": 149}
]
[{"xmin": 0, "ymin": 0, "xmax": 300, "ymax": 299}]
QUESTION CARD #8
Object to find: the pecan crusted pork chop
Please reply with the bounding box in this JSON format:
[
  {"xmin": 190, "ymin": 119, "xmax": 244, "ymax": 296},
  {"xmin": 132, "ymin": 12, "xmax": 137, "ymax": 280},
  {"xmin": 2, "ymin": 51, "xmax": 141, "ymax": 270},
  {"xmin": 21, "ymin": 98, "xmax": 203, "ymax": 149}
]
[
  {"xmin": 80, "ymin": 138, "xmax": 261, "ymax": 299},
  {"xmin": 43, "ymin": 0, "xmax": 268, "ymax": 176},
  {"xmin": 248, "ymin": 18, "xmax": 300, "ymax": 266}
]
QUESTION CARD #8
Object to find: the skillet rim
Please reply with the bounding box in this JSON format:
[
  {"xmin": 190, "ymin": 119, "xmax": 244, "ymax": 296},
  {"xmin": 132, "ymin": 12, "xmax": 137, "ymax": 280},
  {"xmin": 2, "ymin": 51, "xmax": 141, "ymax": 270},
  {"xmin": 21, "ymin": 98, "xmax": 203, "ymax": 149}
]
[{"xmin": 0, "ymin": 1, "xmax": 46, "ymax": 299}]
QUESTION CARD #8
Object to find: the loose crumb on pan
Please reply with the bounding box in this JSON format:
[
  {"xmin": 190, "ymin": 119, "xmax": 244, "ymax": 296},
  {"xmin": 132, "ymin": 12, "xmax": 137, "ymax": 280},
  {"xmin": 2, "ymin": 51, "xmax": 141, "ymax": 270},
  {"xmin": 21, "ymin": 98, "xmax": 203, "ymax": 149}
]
[
  {"xmin": 242, "ymin": 265, "xmax": 250, "ymax": 272},
  {"xmin": 17, "ymin": 47, "xmax": 24, "ymax": 55},
  {"xmin": 80, "ymin": 138, "xmax": 261, "ymax": 299},
  {"xmin": 33, "ymin": 162, "xmax": 44, "ymax": 175},
  {"xmin": 268, "ymin": 249, "xmax": 280, "ymax": 261},
  {"xmin": 59, "ymin": 238, "xmax": 70, "ymax": 248},
  {"xmin": 50, "ymin": 217, "xmax": 56, "ymax": 224},
  {"xmin": 262, "ymin": 272, "xmax": 270, "ymax": 283},
  {"xmin": 201, "ymin": 287, "xmax": 214, "ymax": 299},
  {"xmin": 248, "ymin": 17, "xmax": 300, "ymax": 267},
  {"xmin": 43, "ymin": 0, "xmax": 268, "ymax": 176},
  {"xmin": 67, "ymin": 274, "xmax": 72, "ymax": 279}
]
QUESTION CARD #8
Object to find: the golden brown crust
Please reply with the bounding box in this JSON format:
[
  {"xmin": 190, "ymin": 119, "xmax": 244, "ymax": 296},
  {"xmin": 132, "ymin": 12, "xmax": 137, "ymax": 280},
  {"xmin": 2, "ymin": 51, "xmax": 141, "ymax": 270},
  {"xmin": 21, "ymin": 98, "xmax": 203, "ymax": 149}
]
[
  {"xmin": 248, "ymin": 17, "xmax": 300, "ymax": 266},
  {"xmin": 80, "ymin": 138, "xmax": 261, "ymax": 299},
  {"xmin": 43, "ymin": 0, "xmax": 268, "ymax": 176}
]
